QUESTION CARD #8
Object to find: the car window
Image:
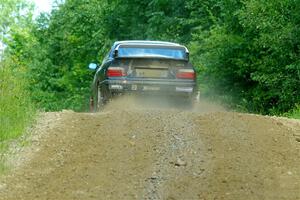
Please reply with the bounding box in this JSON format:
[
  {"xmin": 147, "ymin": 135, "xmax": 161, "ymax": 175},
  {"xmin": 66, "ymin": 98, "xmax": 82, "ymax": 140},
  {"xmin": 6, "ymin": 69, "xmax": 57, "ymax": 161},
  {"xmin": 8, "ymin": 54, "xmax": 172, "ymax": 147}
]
[{"xmin": 117, "ymin": 47, "xmax": 187, "ymax": 60}]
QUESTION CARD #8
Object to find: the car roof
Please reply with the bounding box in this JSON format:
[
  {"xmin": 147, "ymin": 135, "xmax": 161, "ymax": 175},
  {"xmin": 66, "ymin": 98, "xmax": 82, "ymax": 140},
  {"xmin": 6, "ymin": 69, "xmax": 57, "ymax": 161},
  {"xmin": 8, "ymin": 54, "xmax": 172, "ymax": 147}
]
[{"xmin": 113, "ymin": 40, "xmax": 189, "ymax": 53}]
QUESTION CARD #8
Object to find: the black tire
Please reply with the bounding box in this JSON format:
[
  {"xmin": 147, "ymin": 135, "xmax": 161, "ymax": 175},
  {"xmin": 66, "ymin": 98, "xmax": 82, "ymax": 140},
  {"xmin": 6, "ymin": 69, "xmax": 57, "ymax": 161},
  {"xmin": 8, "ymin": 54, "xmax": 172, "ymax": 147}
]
[
  {"xmin": 89, "ymin": 96, "xmax": 95, "ymax": 112},
  {"xmin": 186, "ymin": 96, "xmax": 195, "ymax": 109},
  {"xmin": 182, "ymin": 91, "xmax": 199, "ymax": 109},
  {"xmin": 95, "ymin": 86, "xmax": 106, "ymax": 112}
]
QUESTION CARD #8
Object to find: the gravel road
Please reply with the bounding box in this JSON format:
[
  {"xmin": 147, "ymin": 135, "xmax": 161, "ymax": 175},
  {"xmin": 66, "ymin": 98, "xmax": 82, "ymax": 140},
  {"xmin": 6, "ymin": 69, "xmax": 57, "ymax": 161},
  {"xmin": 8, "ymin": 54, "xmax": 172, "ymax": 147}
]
[{"xmin": 0, "ymin": 96, "xmax": 300, "ymax": 200}]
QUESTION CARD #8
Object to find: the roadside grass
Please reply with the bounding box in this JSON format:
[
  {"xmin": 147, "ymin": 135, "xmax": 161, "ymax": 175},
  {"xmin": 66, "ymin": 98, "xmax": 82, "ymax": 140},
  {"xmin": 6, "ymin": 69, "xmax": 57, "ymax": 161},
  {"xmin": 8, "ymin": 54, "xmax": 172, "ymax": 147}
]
[
  {"xmin": 0, "ymin": 59, "xmax": 36, "ymax": 171},
  {"xmin": 0, "ymin": 146, "xmax": 8, "ymax": 174},
  {"xmin": 0, "ymin": 162, "xmax": 7, "ymax": 174},
  {"xmin": 285, "ymin": 105, "xmax": 300, "ymax": 119}
]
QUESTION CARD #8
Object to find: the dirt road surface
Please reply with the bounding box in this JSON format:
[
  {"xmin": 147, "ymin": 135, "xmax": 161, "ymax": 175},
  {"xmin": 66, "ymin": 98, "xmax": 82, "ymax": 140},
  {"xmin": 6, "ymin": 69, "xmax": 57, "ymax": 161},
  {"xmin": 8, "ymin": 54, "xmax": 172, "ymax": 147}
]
[{"xmin": 0, "ymin": 96, "xmax": 300, "ymax": 200}]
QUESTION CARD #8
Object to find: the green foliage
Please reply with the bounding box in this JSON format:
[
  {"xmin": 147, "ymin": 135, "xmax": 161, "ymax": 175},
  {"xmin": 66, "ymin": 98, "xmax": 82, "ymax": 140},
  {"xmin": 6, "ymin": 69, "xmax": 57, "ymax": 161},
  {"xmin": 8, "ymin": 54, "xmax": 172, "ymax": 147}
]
[
  {"xmin": 191, "ymin": 0, "xmax": 300, "ymax": 114},
  {"xmin": 0, "ymin": 58, "xmax": 35, "ymax": 142},
  {"xmin": 22, "ymin": 1, "xmax": 110, "ymax": 111},
  {"xmin": 0, "ymin": 0, "xmax": 36, "ymax": 167},
  {"xmin": 285, "ymin": 105, "xmax": 300, "ymax": 119}
]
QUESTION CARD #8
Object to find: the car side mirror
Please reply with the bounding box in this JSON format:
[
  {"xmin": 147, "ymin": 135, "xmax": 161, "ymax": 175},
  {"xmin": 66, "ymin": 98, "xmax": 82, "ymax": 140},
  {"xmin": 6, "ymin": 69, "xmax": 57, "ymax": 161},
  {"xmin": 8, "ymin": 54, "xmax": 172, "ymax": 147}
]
[{"xmin": 88, "ymin": 63, "xmax": 97, "ymax": 70}]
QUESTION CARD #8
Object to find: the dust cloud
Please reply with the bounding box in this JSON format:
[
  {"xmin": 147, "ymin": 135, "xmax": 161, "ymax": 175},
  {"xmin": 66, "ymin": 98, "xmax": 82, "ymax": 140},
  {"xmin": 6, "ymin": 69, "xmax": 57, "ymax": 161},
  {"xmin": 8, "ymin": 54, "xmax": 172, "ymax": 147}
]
[{"xmin": 103, "ymin": 94, "xmax": 225, "ymax": 114}]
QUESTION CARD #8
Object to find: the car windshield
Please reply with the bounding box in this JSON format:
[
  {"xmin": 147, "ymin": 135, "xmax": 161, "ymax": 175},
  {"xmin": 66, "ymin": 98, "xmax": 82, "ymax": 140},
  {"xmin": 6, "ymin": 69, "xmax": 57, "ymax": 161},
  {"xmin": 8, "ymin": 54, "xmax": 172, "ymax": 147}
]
[{"xmin": 117, "ymin": 47, "xmax": 187, "ymax": 60}]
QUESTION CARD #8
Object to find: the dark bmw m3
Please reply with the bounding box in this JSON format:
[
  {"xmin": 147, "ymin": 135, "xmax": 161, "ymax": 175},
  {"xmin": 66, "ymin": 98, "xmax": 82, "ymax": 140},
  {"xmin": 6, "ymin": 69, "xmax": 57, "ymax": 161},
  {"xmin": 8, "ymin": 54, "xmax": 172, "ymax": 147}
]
[{"xmin": 88, "ymin": 40, "xmax": 198, "ymax": 111}]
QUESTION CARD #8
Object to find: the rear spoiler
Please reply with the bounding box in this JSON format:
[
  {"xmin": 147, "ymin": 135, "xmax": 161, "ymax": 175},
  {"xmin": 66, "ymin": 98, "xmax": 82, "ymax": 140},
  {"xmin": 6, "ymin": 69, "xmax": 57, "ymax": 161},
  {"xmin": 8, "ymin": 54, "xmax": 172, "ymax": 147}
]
[{"xmin": 113, "ymin": 44, "xmax": 189, "ymax": 61}]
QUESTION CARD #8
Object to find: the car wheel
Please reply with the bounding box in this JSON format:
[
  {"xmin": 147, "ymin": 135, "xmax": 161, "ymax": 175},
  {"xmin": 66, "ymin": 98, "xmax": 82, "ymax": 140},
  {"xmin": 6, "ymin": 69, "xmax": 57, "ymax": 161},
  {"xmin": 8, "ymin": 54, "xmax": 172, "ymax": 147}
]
[
  {"xmin": 90, "ymin": 96, "xmax": 95, "ymax": 112},
  {"xmin": 182, "ymin": 93, "xmax": 197, "ymax": 110},
  {"xmin": 95, "ymin": 86, "xmax": 106, "ymax": 111},
  {"xmin": 186, "ymin": 97, "xmax": 195, "ymax": 109}
]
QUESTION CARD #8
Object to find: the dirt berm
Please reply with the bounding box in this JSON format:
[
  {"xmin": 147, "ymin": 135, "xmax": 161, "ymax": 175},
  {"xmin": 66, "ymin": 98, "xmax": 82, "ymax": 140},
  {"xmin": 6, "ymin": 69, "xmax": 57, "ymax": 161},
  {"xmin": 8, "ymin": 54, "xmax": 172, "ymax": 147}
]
[{"xmin": 0, "ymin": 97, "xmax": 300, "ymax": 200}]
